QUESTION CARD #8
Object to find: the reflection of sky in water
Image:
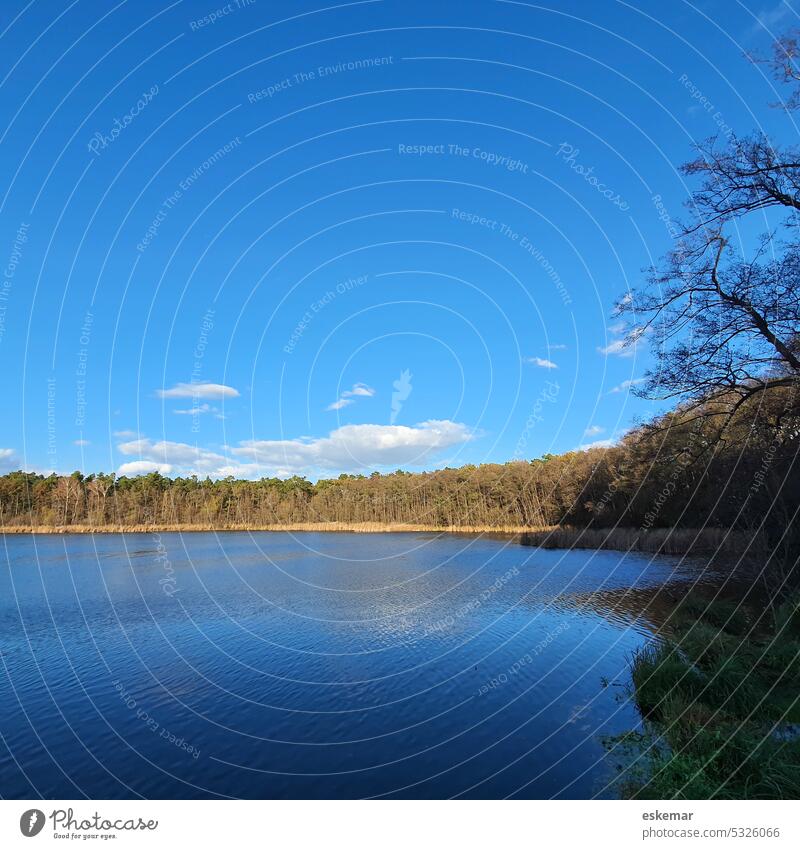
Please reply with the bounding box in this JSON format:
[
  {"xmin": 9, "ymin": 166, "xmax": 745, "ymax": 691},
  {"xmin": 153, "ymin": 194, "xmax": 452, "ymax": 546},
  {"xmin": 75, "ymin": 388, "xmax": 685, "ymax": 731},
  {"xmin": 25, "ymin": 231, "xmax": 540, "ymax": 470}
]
[{"xmin": 0, "ymin": 532, "xmax": 722, "ymax": 799}]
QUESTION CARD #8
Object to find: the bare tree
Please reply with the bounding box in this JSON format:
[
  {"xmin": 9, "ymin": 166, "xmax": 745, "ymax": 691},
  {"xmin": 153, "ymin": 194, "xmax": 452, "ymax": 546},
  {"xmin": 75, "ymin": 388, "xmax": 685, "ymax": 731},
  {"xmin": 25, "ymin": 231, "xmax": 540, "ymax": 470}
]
[
  {"xmin": 754, "ymin": 28, "xmax": 800, "ymax": 111},
  {"xmin": 618, "ymin": 30, "xmax": 800, "ymax": 432}
]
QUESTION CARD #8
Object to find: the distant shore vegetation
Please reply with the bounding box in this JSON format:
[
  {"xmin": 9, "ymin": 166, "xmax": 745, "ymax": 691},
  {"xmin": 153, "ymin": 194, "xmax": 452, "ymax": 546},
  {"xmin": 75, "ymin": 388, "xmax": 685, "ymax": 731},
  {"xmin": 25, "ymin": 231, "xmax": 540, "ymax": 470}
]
[{"xmin": 1, "ymin": 385, "xmax": 796, "ymax": 565}]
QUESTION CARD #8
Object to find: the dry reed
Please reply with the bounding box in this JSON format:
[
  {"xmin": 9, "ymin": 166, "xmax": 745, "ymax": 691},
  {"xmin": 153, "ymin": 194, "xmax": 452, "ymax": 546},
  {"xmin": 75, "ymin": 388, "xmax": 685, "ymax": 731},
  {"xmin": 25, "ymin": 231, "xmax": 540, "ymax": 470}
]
[{"xmin": 0, "ymin": 522, "xmax": 766, "ymax": 558}]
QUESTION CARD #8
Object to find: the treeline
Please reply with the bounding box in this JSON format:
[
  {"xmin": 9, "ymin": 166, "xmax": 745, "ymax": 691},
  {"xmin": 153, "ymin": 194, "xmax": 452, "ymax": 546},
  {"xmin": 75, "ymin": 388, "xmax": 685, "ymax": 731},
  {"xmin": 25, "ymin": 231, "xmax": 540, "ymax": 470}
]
[{"xmin": 1, "ymin": 388, "xmax": 797, "ymax": 549}]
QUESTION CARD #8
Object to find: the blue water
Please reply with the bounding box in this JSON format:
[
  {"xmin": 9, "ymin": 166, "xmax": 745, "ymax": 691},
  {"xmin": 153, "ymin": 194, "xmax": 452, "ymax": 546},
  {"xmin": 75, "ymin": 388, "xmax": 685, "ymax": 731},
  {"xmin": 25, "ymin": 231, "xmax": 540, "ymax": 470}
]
[{"xmin": 0, "ymin": 532, "xmax": 714, "ymax": 799}]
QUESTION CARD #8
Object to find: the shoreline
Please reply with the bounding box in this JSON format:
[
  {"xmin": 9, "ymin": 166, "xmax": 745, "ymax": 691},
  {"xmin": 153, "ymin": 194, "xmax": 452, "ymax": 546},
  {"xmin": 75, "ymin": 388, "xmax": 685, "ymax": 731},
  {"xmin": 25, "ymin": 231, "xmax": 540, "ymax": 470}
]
[
  {"xmin": 0, "ymin": 523, "xmax": 760, "ymax": 559},
  {"xmin": 0, "ymin": 522, "xmax": 534, "ymax": 535}
]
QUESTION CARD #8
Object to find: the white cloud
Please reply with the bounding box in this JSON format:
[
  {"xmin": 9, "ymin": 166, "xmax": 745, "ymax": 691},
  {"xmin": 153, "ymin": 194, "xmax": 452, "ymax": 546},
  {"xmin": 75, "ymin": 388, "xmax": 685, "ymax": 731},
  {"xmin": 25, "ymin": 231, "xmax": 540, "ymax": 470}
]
[
  {"xmin": 598, "ymin": 339, "xmax": 629, "ymax": 356},
  {"xmin": 73, "ymin": 439, "xmax": 91, "ymax": 446},
  {"xmin": 599, "ymin": 325, "xmax": 645, "ymax": 357},
  {"xmin": 751, "ymin": 1, "xmax": 793, "ymax": 33},
  {"xmin": 235, "ymin": 420, "xmax": 473, "ymax": 474},
  {"xmin": 578, "ymin": 438, "xmax": 615, "ymax": 452},
  {"xmin": 117, "ymin": 460, "xmax": 174, "ymax": 476},
  {"xmin": 525, "ymin": 357, "xmax": 558, "ymax": 369},
  {"xmin": 342, "ymin": 383, "xmax": 375, "ymax": 398},
  {"xmin": 609, "ymin": 377, "xmax": 646, "ymax": 394},
  {"xmin": 118, "ymin": 438, "xmax": 217, "ymax": 469},
  {"xmin": 548, "ymin": 344, "xmax": 567, "ymax": 350},
  {"xmin": 584, "ymin": 425, "xmax": 604, "ymax": 436},
  {"xmin": 113, "ymin": 430, "xmax": 139, "ymax": 438},
  {"xmin": 114, "ymin": 420, "xmax": 473, "ymax": 479},
  {"xmin": 326, "ymin": 398, "xmax": 354, "ymax": 411},
  {"xmin": 157, "ymin": 382, "xmax": 239, "ymax": 399},
  {"xmin": 0, "ymin": 448, "xmax": 18, "ymax": 471},
  {"xmin": 173, "ymin": 403, "xmax": 216, "ymax": 415},
  {"xmin": 327, "ymin": 382, "xmax": 375, "ymax": 410}
]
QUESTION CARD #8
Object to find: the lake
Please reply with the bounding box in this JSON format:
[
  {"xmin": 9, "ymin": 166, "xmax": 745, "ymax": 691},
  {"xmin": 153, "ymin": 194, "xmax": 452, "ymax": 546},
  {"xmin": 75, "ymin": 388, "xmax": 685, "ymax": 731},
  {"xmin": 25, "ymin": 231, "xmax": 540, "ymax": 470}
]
[{"xmin": 0, "ymin": 532, "xmax": 722, "ymax": 799}]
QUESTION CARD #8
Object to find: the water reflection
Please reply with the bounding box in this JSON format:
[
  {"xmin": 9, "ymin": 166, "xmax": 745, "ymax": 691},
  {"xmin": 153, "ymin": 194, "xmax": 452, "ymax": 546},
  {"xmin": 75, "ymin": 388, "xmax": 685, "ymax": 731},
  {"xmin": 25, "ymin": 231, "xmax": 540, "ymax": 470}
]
[{"xmin": 0, "ymin": 532, "xmax": 725, "ymax": 799}]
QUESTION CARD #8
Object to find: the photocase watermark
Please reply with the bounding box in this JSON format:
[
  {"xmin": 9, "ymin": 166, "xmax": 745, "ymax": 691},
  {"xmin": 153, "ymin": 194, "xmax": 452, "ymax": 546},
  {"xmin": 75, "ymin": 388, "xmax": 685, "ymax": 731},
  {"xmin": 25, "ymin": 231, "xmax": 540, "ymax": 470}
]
[
  {"xmin": 678, "ymin": 73, "xmax": 735, "ymax": 141},
  {"xmin": 283, "ymin": 274, "xmax": 368, "ymax": 354},
  {"xmin": 749, "ymin": 437, "xmax": 780, "ymax": 496},
  {"xmin": 25, "ymin": 807, "xmax": 158, "ymax": 836},
  {"xmin": 46, "ymin": 378, "xmax": 57, "ymax": 467},
  {"xmin": 398, "ymin": 142, "xmax": 529, "ymax": 173},
  {"xmin": 640, "ymin": 435, "xmax": 700, "ymax": 529},
  {"xmin": 477, "ymin": 621, "xmax": 570, "ymax": 695},
  {"xmin": 514, "ymin": 380, "xmax": 559, "ymax": 459},
  {"xmin": 555, "ymin": 143, "xmax": 630, "ymax": 211},
  {"xmin": 590, "ymin": 460, "xmax": 629, "ymax": 518},
  {"xmin": 19, "ymin": 809, "xmax": 45, "ymax": 837},
  {"xmin": 247, "ymin": 56, "xmax": 393, "ymax": 102},
  {"xmin": 136, "ymin": 136, "xmax": 242, "ymax": 252},
  {"xmin": 652, "ymin": 193, "xmax": 681, "ymax": 240},
  {"xmin": 75, "ymin": 312, "xmax": 93, "ymax": 428},
  {"xmin": 518, "ymin": 237, "xmax": 572, "ymax": 306},
  {"xmin": 390, "ymin": 369, "xmax": 412, "ymax": 424},
  {"xmin": 180, "ymin": 137, "xmax": 242, "ymax": 192},
  {"xmin": 189, "ymin": 0, "xmax": 256, "ymax": 31},
  {"xmin": 452, "ymin": 208, "xmax": 572, "ymax": 306},
  {"xmin": 86, "ymin": 84, "xmax": 159, "ymax": 156},
  {"xmin": 114, "ymin": 678, "xmax": 199, "ymax": 759},
  {"xmin": 152, "ymin": 532, "xmax": 179, "ymax": 596},
  {"xmin": 0, "ymin": 221, "xmax": 28, "ymax": 345},
  {"xmin": 746, "ymin": 386, "xmax": 798, "ymax": 501},
  {"xmin": 189, "ymin": 308, "xmax": 215, "ymax": 433},
  {"xmin": 413, "ymin": 566, "xmax": 521, "ymax": 637},
  {"xmin": 137, "ymin": 186, "xmax": 181, "ymax": 253}
]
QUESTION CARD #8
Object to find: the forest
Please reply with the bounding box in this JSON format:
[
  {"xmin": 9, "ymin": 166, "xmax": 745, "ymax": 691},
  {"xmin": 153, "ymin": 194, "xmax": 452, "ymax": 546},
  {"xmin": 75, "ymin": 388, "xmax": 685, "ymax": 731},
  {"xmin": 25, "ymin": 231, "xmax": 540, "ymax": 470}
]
[{"xmin": 0, "ymin": 385, "xmax": 796, "ymax": 556}]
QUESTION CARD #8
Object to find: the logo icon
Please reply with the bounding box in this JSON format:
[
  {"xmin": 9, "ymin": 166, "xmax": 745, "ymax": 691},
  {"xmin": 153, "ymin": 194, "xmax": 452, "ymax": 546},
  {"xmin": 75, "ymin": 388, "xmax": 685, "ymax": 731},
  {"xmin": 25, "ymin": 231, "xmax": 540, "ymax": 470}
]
[{"xmin": 19, "ymin": 809, "xmax": 45, "ymax": 837}]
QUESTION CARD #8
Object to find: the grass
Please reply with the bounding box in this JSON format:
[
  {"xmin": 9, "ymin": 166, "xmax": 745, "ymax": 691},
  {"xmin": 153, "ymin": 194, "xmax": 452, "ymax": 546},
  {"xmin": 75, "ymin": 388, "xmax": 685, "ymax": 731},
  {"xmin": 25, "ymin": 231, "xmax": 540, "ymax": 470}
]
[{"xmin": 607, "ymin": 592, "xmax": 800, "ymax": 799}]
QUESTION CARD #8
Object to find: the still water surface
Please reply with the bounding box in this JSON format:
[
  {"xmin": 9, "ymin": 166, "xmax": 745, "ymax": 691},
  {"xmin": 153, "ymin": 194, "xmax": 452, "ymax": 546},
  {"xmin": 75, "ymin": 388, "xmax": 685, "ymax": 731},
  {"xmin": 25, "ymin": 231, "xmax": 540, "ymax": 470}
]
[{"xmin": 0, "ymin": 532, "xmax": 722, "ymax": 798}]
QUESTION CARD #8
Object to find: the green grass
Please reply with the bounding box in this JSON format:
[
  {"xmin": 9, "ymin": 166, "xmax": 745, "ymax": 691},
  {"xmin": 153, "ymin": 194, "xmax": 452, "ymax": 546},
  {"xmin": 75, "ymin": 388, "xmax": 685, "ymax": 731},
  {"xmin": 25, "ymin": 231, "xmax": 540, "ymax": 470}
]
[{"xmin": 606, "ymin": 592, "xmax": 800, "ymax": 799}]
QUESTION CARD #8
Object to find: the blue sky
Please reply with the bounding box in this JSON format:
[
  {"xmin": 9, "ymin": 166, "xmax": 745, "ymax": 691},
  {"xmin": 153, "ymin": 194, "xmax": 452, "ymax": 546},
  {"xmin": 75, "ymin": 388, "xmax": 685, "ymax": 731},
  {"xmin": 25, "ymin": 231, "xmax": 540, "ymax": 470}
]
[{"xmin": 0, "ymin": 0, "xmax": 797, "ymax": 479}]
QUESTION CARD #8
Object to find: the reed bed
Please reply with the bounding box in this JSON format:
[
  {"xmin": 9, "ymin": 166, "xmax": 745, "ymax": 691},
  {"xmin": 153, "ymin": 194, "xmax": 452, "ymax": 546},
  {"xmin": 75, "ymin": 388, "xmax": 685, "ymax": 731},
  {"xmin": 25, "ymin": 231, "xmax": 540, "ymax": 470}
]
[
  {"xmin": 0, "ymin": 522, "xmax": 533, "ymax": 535},
  {"xmin": 0, "ymin": 522, "xmax": 767, "ymax": 559},
  {"xmin": 519, "ymin": 525, "xmax": 766, "ymax": 556}
]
